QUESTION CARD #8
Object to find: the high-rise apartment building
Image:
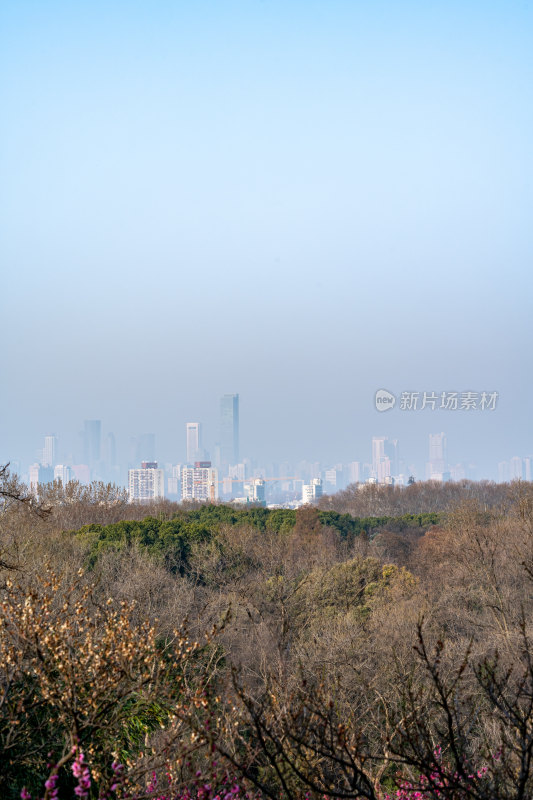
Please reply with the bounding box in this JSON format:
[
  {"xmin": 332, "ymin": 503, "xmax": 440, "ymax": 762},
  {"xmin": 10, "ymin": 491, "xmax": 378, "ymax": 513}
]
[
  {"xmin": 181, "ymin": 462, "xmax": 218, "ymax": 502},
  {"xmin": 128, "ymin": 462, "xmax": 165, "ymax": 502},
  {"xmin": 302, "ymin": 478, "xmax": 323, "ymax": 504},
  {"xmin": 186, "ymin": 423, "xmax": 202, "ymax": 463},
  {"xmin": 220, "ymin": 394, "xmax": 239, "ymax": 465}
]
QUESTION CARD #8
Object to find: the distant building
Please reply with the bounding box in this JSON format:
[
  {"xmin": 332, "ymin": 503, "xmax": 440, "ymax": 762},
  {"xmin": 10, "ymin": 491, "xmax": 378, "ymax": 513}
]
[
  {"xmin": 29, "ymin": 463, "xmax": 40, "ymax": 494},
  {"xmin": 450, "ymin": 463, "xmax": 466, "ymax": 481},
  {"xmin": 347, "ymin": 461, "xmax": 361, "ymax": 484},
  {"xmin": 372, "ymin": 437, "xmax": 395, "ymax": 483},
  {"xmin": 54, "ymin": 465, "xmax": 72, "ymax": 485},
  {"xmin": 244, "ymin": 478, "xmax": 266, "ymax": 504},
  {"xmin": 427, "ymin": 433, "xmax": 447, "ymax": 478},
  {"xmin": 324, "ymin": 468, "xmax": 340, "ymax": 491},
  {"xmin": 384, "ymin": 438, "xmax": 399, "ymax": 476},
  {"xmin": 186, "ymin": 423, "xmax": 202, "ymax": 463},
  {"xmin": 509, "ymin": 456, "xmax": 524, "ymax": 480},
  {"xmin": 167, "ymin": 464, "xmax": 182, "ymax": 497},
  {"xmin": 220, "ymin": 394, "xmax": 239, "ymax": 465},
  {"xmin": 181, "ymin": 462, "xmax": 219, "ymax": 502},
  {"xmin": 376, "ymin": 457, "xmax": 391, "ymax": 484},
  {"xmin": 372, "ymin": 437, "xmax": 386, "ymax": 475},
  {"xmin": 128, "ymin": 462, "xmax": 165, "ymax": 502},
  {"xmin": 42, "ymin": 434, "xmax": 57, "ymax": 467},
  {"xmin": 29, "ymin": 463, "xmax": 54, "ymax": 494},
  {"xmin": 83, "ymin": 420, "xmax": 101, "ymax": 465},
  {"xmin": 302, "ymin": 478, "xmax": 322, "ymax": 504}
]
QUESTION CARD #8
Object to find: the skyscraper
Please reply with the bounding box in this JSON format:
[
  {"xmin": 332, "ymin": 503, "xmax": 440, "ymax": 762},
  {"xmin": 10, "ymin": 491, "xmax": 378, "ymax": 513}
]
[
  {"xmin": 42, "ymin": 434, "xmax": 57, "ymax": 467},
  {"xmin": 371, "ymin": 436, "xmax": 391, "ymax": 483},
  {"xmin": 429, "ymin": 433, "xmax": 447, "ymax": 465},
  {"xmin": 384, "ymin": 438, "xmax": 399, "ymax": 476},
  {"xmin": 371, "ymin": 437, "xmax": 385, "ymax": 474},
  {"xmin": 427, "ymin": 433, "xmax": 448, "ymax": 480},
  {"xmin": 83, "ymin": 420, "xmax": 101, "ymax": 465},
  {"xmin": 220, "ymin": 394, "xmax": 239, "ymax": 466},
  {"xmin": 186, "ymin": 423, "xmax": 202, "ymax": 463}
]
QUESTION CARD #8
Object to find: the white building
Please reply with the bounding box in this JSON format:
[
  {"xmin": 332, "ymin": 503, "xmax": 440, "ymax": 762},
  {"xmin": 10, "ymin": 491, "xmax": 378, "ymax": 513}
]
[
  {"xmin": 347, "ymin": 461, "xmax": 361, "ymax": 485},
  {"xmin": 244, "ymin": 478, "xmax": 266, "ymax": 504},
  {"xmin": 29, "ymin": 463, "xmax": 54, "ymax": 495},
  {"xmin": 302, "ymin": 477, "xmax": 323, "ymax": 504},
  {"xmin": 372, "ymin": 437, "xmax": 395, "ymax": 483},
  {"xmin": 128, "ymin": 464, "xmax": 165, "ymax": 502},
  {"xmin": 42, "ymin": 434, "xmax": 57, "ymax": 467},
  {"xmin": 181, "ymin": 462, "xmax": 219, "ymax": 502},
  {"xmin": 54, "ymin": 464, "xmax": 72, "ymax": 485},
  {"xmin": 509, "ymin": 456, "xmax": 524, "ymax": 480}
]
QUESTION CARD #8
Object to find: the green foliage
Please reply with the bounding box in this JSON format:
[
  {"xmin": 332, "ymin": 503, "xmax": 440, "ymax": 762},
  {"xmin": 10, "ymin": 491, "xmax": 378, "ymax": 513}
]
[{"xmin": 71, "ymin": 506, "xmax": 442, "ymax": 572}]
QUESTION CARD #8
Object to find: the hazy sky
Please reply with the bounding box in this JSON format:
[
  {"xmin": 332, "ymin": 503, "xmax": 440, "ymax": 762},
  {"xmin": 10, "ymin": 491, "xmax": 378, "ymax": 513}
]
[{"xmin": 1, "ymin": 0, "xmax": 532, "ymax": 476}]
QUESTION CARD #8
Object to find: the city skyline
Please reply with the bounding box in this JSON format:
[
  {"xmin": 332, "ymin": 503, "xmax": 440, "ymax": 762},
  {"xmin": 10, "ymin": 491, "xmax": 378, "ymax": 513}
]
[
  {"xmin": 2, "ymin": 2, "xmax": 531, "ymax": 489},
  {"xmin": 16, "ymin": 396, "xmax": 533, "ymax": 500}
]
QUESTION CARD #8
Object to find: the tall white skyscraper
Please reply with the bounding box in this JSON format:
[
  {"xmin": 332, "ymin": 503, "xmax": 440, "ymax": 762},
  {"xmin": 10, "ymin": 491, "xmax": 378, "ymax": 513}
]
[
  {"xmin": 186, "ymin": 423, "xmax": 202, "ymax": 463},
  {"xmin": 42, "ymin": 434, "xmax": 57, "ymax": 467},
  {"xmin": 372, "ymin": 437, "xmax": 386, "ymax": 473},
  {"xmin": 371, "ymin": 437, "xmax": 392, "ymax": 483}
]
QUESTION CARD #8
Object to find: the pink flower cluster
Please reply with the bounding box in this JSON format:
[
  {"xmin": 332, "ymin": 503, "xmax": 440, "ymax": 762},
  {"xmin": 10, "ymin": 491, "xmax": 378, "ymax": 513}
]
[
  {"xmin": 141, "ymin": 768, "xmax": 260, "ymax": 800},
  {"xmin": 383, "ymin": 749, "xmax": 489, "ymax": 800},
  {"xmin": 72, "ymin": 750, "xmax": 91, "ymax": 799}
]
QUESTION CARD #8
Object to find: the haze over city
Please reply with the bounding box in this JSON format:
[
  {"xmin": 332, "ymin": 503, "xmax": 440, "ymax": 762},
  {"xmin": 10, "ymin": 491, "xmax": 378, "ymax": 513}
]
[{"xmin": 2, "ymin": 1, "xmax": 532, "ymax": 487}]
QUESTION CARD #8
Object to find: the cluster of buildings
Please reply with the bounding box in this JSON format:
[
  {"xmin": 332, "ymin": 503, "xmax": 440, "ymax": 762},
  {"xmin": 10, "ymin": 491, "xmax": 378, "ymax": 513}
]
[
  {"xmin": 22, "ymin": 397, "xmax": 532, "ymax": 507},
  {"xmin": 498, "ymin": 456, "xmax": 532, "ymax": 482}
]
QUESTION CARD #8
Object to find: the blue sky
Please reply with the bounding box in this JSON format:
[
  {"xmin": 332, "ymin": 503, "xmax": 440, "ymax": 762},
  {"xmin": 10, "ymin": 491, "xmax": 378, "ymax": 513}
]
[{"xmin": 1, "ymin": 0, "xmax": 532, "ymax": 475}]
